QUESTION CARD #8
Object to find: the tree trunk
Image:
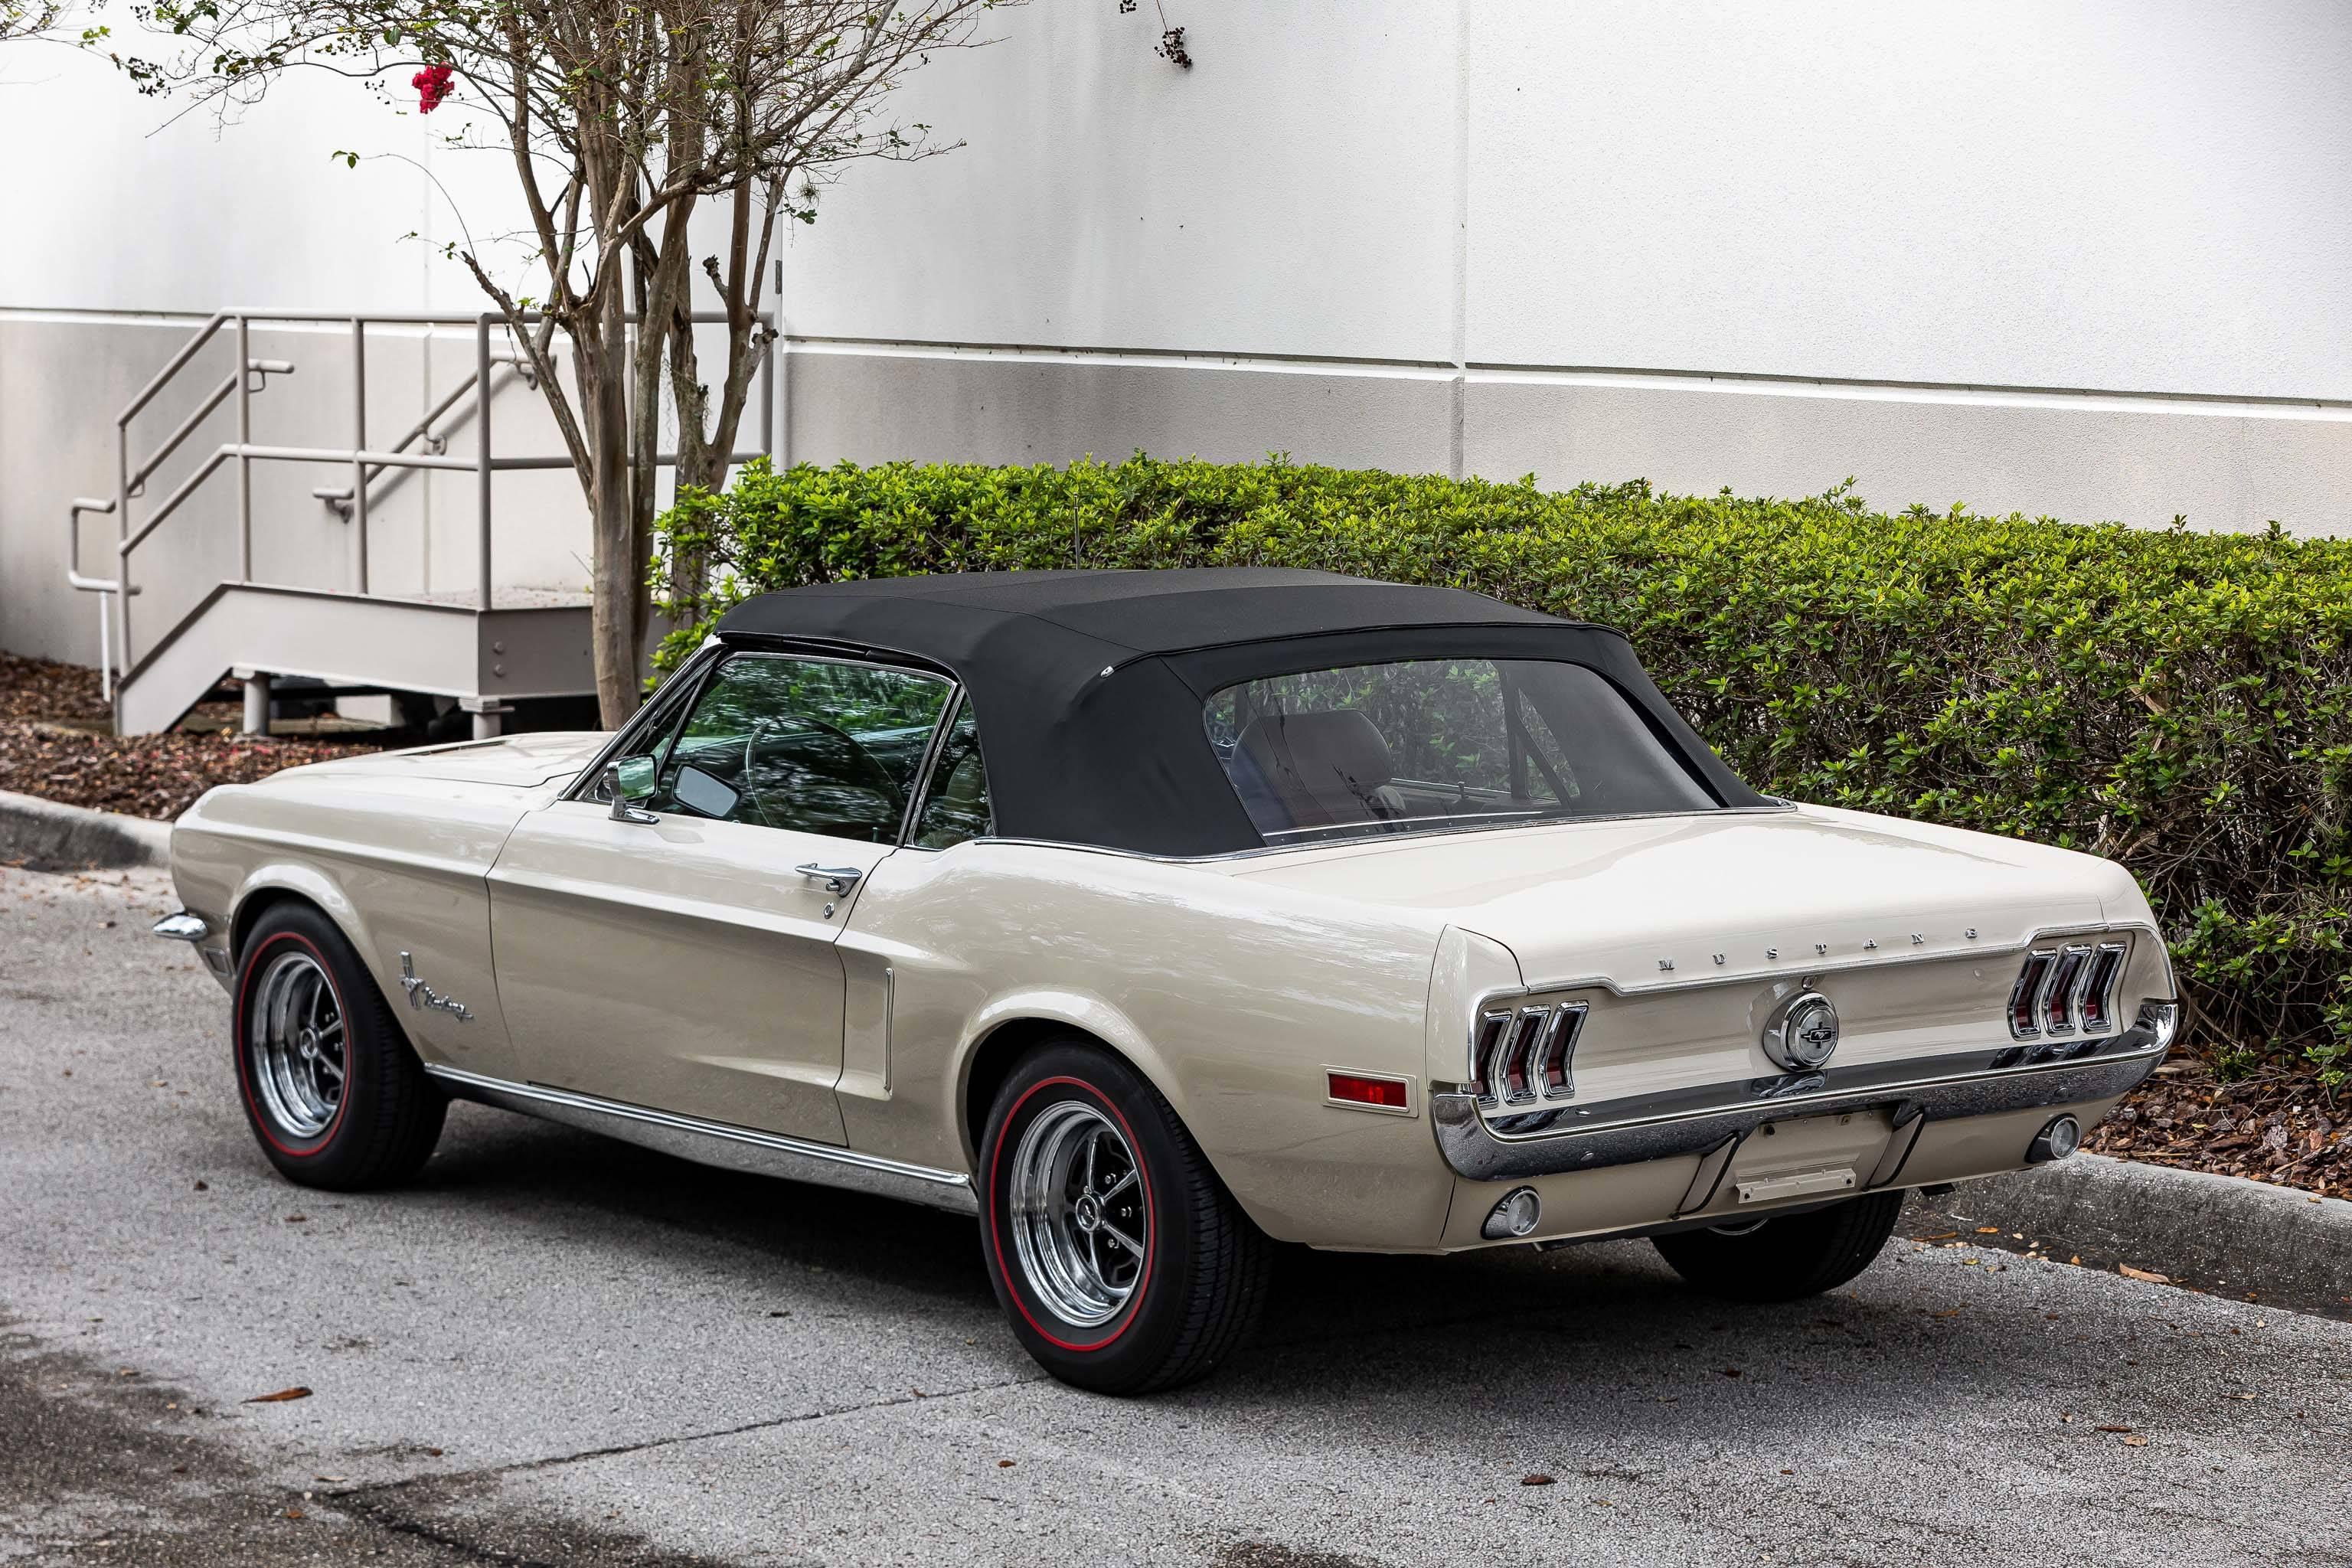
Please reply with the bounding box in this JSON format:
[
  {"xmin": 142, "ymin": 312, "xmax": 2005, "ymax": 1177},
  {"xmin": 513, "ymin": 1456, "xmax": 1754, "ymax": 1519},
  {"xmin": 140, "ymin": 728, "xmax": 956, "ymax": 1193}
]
[{"xmin": 579, "ymin": 287, "xmax": 643, "ymax": 728}]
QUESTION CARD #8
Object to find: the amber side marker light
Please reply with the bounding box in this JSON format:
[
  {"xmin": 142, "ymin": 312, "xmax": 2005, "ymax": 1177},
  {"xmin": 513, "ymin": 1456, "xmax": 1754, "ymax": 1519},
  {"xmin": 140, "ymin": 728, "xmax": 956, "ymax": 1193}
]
[{"xmin": 1326, "ymin": 1072, "xmax": 1410, "ymax": 1112}]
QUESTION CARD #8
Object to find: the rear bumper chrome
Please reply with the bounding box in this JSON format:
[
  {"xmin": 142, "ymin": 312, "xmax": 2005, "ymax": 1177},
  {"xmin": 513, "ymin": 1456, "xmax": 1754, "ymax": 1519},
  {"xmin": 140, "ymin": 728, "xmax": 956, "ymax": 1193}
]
[{"xmin": 1432, "ymin": 1000, "xmax": 2175, "ymax": 1184}]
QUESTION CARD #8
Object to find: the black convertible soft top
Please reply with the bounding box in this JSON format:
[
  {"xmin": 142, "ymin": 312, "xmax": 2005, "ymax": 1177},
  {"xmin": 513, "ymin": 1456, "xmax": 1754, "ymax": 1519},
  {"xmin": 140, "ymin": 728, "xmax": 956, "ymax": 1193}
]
[{"xmin": 714, "ymin": 568, "xmax": 1766, "ymax": 856}]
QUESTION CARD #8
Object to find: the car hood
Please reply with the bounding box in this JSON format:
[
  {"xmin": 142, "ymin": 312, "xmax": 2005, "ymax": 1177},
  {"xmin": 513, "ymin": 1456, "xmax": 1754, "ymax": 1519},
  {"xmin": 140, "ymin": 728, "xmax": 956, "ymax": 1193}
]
[
  {"xmin": 1220, "ymin": 803, "xmax": 2144, "ymax": 991},
  {"xmin": 265, "ymin": 730, "xmax": 609, "ymax": 791}
]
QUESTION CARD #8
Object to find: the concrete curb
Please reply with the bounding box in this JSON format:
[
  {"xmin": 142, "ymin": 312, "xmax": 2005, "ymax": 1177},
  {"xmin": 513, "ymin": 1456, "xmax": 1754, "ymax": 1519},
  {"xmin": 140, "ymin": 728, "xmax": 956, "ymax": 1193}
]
[
  {"xmin": 0, "ymin": 789, "xmax": 172, "ymax": 873},
  {"xmin": 1906, "ymin": 1152, "xmax": 2352, "ymax": 1320}
]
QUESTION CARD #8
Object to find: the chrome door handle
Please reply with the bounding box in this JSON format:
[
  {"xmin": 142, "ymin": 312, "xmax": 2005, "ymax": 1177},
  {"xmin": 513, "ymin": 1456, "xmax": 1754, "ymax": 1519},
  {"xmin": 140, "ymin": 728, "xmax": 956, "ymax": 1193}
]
[{"xmin": 796, "ymin": 864, "xmax": 864, "ymax": 895}]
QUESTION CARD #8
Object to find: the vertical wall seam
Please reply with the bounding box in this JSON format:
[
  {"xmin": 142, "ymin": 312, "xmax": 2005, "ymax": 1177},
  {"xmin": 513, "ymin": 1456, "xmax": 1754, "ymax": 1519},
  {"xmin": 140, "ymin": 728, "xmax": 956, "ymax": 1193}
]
[{"xmin": 1449, "ymin": 0, "xmax": 1470, "ymax": 480}]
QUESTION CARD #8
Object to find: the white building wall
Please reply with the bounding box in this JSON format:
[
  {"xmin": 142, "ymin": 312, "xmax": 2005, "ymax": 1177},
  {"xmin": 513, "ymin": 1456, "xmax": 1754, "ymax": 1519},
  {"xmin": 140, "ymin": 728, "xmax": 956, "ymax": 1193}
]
[
  {"xmin": 5, "ymin": 0, "xmax": 2350, "ymax": 669},
  {"xmin": 776, "ymin": 0, "xmax": 2350, "ymax": 527}
]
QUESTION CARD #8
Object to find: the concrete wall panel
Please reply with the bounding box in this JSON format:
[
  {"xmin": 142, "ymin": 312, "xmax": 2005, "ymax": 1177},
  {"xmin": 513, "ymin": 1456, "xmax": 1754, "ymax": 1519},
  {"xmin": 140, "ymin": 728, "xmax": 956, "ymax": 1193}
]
[
  {"xmin": 786, "ymin": 348, "xmax": 1456, "ymax": 475},
  {"xmin": 1464, "ymin": 377, "xmax": 2352, "ymax": 536}
]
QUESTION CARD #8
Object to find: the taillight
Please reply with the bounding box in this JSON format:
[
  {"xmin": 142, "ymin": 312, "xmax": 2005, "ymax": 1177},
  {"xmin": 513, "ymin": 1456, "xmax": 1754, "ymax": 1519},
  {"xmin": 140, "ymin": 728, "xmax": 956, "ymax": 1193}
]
[
  {"xmin": 2008, "ymin": 950, "xmax": 2054, "ymax": 1038},
  {"xmin": 2078, "ymin": 944, "xmax": 2125, "ymax": 1033},
  {"xmin": 1500, "ymin": 1008, "xmax": 1547, "ymax": 1101},
  {"xmin": 2008, "ymin": 939, "xmax": 2128, "ymax": 1040},
  {"xmin": 2042, "ymin": 946, "xmax": 2089, "ymax": 1035},
  {"xmin": 1471, "ymin": 1000, "xmax": 1589, "ymax": 1106}
]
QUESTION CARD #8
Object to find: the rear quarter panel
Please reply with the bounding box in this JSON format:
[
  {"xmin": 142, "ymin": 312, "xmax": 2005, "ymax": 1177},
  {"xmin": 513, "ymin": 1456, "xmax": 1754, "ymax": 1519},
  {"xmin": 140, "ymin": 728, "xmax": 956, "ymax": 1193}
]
[{"xmin": 842, "ymin": 841, "xmax": 1458, "ymax": 1250}]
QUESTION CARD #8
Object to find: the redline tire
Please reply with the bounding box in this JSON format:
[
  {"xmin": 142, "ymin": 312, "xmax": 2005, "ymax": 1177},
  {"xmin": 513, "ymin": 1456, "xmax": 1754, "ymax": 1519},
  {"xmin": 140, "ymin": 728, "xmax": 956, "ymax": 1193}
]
[
  {"xmin": 979, "ymin": 1040, "xmax": 1271, "ymax": 1394},
  {"xmin": 1651, "ymin": 1190, "xmax": 1904, "ymax": 1302},
  {"xmin": 232, "ymin": 903, "xmax": 446, "ymax": 1191}
]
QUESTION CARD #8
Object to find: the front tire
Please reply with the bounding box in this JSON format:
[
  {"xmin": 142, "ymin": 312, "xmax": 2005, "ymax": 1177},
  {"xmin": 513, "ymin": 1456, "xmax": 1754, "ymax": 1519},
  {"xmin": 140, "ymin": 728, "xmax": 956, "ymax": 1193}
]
[
  {"xmin": 1652, "ymin": 1191, "xmax": 1903, "ymax": 1302},
  {"xmin": 978, "ymin": 1040, "xmax": 1271, "ymax": 1394},
  {"xmin": 232, "ymin": 903, "xmax": 446, "ymax": 1191}
]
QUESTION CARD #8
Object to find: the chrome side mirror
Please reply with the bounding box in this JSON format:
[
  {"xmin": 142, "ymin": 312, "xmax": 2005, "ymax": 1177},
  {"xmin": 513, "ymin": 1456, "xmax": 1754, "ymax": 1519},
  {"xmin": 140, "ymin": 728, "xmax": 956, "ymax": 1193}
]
[{"xmin": 603, "ymin": 765, "xmax": 658, "ymax": 825}]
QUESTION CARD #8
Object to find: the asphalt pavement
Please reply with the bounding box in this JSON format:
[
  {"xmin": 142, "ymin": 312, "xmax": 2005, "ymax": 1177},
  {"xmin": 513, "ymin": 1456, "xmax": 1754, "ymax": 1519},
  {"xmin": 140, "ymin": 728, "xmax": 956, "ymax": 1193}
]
[{"xmin": 3, "ymin": 864, "xmax": 2347, "ymax": 1566}]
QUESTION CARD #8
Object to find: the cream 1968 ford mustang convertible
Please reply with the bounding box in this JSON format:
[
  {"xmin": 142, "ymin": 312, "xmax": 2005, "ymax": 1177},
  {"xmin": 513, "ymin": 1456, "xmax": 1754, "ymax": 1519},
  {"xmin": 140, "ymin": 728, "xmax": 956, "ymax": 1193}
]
[{"xmin": 157, "ymin": 569, "xmax": 2176, "ymax": 1392}]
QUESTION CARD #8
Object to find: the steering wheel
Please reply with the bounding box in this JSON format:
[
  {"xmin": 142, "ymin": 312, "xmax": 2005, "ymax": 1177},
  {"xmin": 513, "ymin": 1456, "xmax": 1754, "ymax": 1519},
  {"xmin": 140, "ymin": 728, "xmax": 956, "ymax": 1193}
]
[{"xmin": 740, "ymin": 716, "xmax": 903, "ymax": 830}]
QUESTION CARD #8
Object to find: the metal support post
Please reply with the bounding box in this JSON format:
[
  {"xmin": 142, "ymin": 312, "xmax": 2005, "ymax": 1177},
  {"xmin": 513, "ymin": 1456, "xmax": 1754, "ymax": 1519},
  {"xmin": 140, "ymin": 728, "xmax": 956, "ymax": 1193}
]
[
  {"xmin": 115, "ymin": 426, "xmax": 132, "ymax": 667},
  {"xmin": 462, "ymin": 696, "xmax": 511, "ymax": 740},
  {"xmin": 240, "ymin": 671, "xmax": 272, "ymax": 736},
  {"xmin": 476, "ymin": 316, "xmax": 494, "ymax": 610},
  {"xmin": 234, "ymin": 315, "xmax": 253, "ymax": 581},
  {"xmin": 351, "ymin": 317, "xmax": 369, "ymax": 593}
]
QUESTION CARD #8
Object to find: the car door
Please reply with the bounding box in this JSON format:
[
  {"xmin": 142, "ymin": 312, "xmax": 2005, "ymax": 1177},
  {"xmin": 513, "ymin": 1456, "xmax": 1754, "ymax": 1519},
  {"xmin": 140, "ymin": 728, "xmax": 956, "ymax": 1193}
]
[{"xmin": 486, "ymin": 650, "xmax": 956, "ymax": 1143}]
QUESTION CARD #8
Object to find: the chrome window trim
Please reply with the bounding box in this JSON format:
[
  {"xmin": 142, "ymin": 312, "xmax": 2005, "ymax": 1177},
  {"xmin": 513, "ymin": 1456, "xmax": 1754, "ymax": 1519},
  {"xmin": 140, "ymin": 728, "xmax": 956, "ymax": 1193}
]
[
  {"xmin": 564, "ymin": 648, "xmax": 959, "ymax": 847},
  {"xmin": 560, "ymin": 642, "xmax": 725, "ymax": 806},
  {"xmin": 967, "ymin": 800, "xmax": 1798, "ymax": 866},
  {"xmin": 423, "ymin": 1064, "xmax": 975, "ymax": 1214},
  {"xmin": 897, "ymin": 685, "xmax": 990, "ymax": 851}
]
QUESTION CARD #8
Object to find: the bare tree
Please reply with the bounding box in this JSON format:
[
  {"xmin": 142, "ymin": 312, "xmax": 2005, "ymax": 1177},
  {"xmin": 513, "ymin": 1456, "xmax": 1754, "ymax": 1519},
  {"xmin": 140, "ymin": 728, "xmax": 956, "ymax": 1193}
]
[{"xmin": 125, "ymin": 0, "xmax": 1011, "ymax": 721}]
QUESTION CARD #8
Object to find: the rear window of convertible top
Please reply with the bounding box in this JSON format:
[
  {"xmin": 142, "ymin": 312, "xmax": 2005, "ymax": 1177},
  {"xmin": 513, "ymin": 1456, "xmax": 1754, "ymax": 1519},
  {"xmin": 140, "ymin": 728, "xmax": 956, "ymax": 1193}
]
[{"xmin": 1201, "ymin": 657, "xmax": 1720, "ymax": 847}]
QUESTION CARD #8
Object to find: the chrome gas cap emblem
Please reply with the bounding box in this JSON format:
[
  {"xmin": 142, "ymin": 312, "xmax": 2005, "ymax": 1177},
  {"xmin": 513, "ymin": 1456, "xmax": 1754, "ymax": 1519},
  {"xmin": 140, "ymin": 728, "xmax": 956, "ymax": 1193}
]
[{"xmin": 1762, "ymin": 989, "xmax": 1841, "ymax": 1072}]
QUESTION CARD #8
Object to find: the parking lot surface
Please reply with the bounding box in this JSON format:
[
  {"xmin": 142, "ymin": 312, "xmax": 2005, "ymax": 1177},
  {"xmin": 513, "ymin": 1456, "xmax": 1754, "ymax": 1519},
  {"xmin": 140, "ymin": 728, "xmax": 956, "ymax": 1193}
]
[{"xmin": 4, "ymin": 865, "xmax": 2348, "ymax": 1566}]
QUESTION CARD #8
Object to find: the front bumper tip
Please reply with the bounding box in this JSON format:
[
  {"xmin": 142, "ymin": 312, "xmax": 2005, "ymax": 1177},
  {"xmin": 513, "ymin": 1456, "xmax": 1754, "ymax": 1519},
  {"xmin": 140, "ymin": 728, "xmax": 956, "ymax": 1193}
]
[{"xmin": 152, "ymin": 911, "xmax": 209, "ymax": 942}]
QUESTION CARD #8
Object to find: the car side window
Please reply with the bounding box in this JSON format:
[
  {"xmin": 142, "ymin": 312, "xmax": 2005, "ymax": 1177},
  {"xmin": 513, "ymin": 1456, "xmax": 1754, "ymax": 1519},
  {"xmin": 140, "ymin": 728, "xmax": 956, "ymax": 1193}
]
[
  {"xmin": 641, "ymin": 654, "xmax": 952, "ymax": 843},
  {"xmin": 910, "ymin": 698, "xmax": 993, "ymax": 849}
]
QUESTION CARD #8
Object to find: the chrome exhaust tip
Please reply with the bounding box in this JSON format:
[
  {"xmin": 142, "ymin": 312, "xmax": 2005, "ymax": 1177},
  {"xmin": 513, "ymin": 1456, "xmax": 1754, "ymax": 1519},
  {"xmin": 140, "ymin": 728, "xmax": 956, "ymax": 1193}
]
[
  {"xmin": 1482, "ymin": 1185, "xmax": 1543, "ymax": 1240},
  {"xmin": 2026, "ymin": 1113, "xmax": 2082, "ymax": 1165}
]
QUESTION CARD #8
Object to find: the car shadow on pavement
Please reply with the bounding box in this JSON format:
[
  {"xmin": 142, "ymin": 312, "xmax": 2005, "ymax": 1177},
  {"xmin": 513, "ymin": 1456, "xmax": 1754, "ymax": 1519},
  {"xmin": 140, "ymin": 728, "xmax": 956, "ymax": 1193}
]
[{"xmin": 404, "ymin": 1101, "xmax": 2182, "ymax": 1439}]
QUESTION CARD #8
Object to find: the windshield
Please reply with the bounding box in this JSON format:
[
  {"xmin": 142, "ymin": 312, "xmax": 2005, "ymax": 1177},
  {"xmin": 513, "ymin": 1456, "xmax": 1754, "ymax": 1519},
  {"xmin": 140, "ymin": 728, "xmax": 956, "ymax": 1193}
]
[{"xmin": 1202, "ymin": 657, "xmax": 1720, "ymax": 846}]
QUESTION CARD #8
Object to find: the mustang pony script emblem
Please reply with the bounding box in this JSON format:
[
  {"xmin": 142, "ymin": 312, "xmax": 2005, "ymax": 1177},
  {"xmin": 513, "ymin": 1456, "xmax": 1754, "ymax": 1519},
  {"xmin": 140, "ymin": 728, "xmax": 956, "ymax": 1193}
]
[{"xmin": 398, "ymin": 952, "xmax": 473, "ymax": 1021}]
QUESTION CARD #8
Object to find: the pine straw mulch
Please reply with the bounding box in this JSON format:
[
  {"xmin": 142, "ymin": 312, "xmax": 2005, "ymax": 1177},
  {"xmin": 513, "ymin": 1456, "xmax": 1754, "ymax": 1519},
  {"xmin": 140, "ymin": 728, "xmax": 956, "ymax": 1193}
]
[
  {"xmin": 0, "ymin": 651, "xmax": 385, "ymax": 823},
  {"xmin": 4, "ymin": 651, "xmax": 2346, "ymax": 1197}
]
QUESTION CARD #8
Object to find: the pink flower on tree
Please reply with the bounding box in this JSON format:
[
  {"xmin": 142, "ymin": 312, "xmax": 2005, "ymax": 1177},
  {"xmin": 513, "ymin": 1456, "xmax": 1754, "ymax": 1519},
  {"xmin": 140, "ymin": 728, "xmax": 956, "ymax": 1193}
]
[{"xmin": 413, "ymin": 64, "xmax": 454, "ymax": 114}]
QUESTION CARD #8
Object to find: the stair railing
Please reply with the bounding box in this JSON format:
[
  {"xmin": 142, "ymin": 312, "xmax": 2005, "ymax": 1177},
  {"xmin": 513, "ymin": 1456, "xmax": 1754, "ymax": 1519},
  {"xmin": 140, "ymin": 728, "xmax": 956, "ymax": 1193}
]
[{"xmin": 72, "ymin": 306, "xmax": 776, "ymax": 698}]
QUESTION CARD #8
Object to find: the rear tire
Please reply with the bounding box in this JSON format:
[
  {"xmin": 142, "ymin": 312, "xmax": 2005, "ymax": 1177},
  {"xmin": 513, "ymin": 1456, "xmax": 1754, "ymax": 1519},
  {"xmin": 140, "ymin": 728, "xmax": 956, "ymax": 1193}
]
[
  {"xmin": 1652, "ymin": 1191, "xmax": 1903, "ymax": 1302},
  {"xmin": 232, "ymin": 903, "xmax": 446, "ymax": 1191},
  {"xmin": 978, "ymin": 1040, "xmax": 1271, "ymax": 1394}
]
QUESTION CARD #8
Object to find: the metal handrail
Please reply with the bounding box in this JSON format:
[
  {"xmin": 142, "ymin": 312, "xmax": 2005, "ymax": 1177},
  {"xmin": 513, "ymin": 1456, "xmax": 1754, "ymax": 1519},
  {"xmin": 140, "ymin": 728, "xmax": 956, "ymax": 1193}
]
[
  {"xmin": 65, "ymin": 497, "xmax": 137, "ymax": 702},
  {"xmin": 312, "ymin": 349, "xmax": 537, "ymax": 514},
  {"xmin": 126, "ymin": 361, "xmax": 292, "ymax": 498},
  {"xmin": 77, "ymin": 305, "xmax": 779, "ymax": 697}
]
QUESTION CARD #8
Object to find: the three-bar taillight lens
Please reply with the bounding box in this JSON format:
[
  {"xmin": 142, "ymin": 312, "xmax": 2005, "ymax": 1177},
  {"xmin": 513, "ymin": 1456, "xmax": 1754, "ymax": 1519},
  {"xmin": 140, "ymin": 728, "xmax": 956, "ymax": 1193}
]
[
  {"xmin": 2007, "ymin": 940, "xmax": 2127, "ymax": 1040},
  {"xmin": 1470, "ymin": 1001, "xmax": 1589, "ymax": 1106}
]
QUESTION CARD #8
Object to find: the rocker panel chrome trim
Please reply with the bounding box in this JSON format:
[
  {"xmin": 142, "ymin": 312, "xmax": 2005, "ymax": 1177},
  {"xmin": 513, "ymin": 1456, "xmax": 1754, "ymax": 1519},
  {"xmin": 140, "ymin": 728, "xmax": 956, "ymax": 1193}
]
[
  {"xmin": 1431, "ymin": 1002, "xmax": 2175, "ymax": 1183},
  {"xmin": 423, "ymin": 1064, "xmax": 978, "ymax": 1215}
]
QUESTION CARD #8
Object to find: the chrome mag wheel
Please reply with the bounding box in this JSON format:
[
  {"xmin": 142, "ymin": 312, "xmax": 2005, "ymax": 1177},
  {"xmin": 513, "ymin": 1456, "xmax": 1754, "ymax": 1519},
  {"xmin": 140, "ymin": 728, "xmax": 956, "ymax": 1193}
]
[
  {"xmin": 1008, "ymin": 1099, "xmax": 1148, "ymax": 1328},
  {"xmin": 247, "ymin": 949, "xmax": 347, "ymax": 1139}
]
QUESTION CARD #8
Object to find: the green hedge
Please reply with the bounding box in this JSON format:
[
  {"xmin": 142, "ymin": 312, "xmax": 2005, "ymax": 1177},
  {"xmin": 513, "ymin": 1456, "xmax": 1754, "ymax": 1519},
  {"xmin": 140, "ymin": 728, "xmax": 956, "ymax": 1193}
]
[{"xmin": 657, "ymin": 454, "xmax": 2352, "ymax": 1090}]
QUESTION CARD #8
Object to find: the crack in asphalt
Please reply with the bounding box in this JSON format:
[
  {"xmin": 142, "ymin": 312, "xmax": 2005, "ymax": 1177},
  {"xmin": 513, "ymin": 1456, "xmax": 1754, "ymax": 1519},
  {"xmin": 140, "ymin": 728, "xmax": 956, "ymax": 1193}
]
[{"xmin": 332, "ymin": 1370, "xmax": 1046, "ymax": 1494}]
